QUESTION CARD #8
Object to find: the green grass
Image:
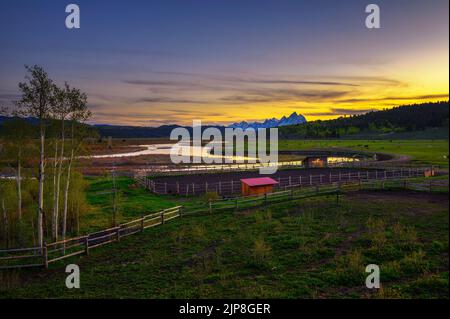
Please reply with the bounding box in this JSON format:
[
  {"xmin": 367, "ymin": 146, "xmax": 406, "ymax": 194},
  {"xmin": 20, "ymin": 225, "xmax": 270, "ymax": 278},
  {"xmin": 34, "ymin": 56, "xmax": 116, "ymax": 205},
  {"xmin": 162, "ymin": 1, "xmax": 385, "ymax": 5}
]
[
  {"xmin": 79, "ymin": 177, "xmax": 184, "ymax": 233},
  {"xmin": 1, "ymin": 189, "xmax": 448, "ymax": 299},
  {"xmin": 279, "ymin": 139, "xmax": 449, "ymax": 167}
]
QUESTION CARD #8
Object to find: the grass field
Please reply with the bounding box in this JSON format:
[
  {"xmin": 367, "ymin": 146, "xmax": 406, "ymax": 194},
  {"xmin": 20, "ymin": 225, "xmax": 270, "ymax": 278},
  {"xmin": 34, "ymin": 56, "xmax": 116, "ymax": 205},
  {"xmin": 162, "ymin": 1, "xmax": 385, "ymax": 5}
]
[
  {"xmin": 1, "ymin": 183, "xmax": 448, "ymax": 298},
  {"xmin": 0, "ymin": 138, "xmax": 448, "ymax": 298},
  {"xmin": 79, "ymin": 177, "xmax": 183, "ymax": 233},
  {"xmin": 279, "ymin": 140, "xmax": 449, "ymax": 167}
]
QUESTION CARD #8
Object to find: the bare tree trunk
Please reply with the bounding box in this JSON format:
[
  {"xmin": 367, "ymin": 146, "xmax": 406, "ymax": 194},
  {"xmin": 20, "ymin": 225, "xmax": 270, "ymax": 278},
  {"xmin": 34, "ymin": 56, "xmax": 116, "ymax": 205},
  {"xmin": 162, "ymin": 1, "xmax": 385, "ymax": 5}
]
[
  {"xmin": 52, "ymin": 140, "xmax": 58, "ymax": 241},
  {"xmin": 62, "ymin": 148, "xmax": 74, "ymax": 242},
  {"xmin": 54, "ymin": 120, "xmax": 65, "ymax": 242},
  {"xmin": 37, "ymin": 125, "xmax": 45, "ymax": 249},
  {"xmin": 2, "ymin": 198, "xmax": 8, "ymax": 248},
  {"xmin": 16, "ymin": 147, "xmax": 22, "ymax": 220}
]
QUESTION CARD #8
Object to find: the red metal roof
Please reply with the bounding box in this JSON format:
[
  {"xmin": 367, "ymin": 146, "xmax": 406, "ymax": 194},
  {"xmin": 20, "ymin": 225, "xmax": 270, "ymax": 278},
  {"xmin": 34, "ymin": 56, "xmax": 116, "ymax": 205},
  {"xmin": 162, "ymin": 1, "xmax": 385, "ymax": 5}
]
[{"xmin": 240, "ymin": 177, "xmax": 279, "ymax": 187}]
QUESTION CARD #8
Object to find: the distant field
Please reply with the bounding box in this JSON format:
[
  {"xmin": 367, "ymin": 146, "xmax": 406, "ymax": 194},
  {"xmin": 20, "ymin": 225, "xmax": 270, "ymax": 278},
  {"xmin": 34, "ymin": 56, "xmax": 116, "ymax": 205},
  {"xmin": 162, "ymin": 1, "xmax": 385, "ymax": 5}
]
[
  {"xmin": 1, "ymin": 188, "xmax": 448, "ymax": 298},
  {"xmin": 279, "ymin": 140, "xmax": 449, "ymax": 167}
]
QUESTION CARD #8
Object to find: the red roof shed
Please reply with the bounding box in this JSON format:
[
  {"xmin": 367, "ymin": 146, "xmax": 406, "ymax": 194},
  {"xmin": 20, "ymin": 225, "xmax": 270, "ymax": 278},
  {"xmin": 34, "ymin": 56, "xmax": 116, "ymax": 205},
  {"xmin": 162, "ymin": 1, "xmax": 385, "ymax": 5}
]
[{"xmin": 240, "ymin": 177, "xmax": 278, "ymax": 196}]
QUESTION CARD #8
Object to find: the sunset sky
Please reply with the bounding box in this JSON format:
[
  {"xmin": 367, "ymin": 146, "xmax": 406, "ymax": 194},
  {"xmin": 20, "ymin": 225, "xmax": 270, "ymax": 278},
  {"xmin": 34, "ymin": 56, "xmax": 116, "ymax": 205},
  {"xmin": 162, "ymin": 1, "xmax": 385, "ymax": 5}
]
[{"xmin": 0, "ymin": 0, "xmax": 448, "ymax": 126}]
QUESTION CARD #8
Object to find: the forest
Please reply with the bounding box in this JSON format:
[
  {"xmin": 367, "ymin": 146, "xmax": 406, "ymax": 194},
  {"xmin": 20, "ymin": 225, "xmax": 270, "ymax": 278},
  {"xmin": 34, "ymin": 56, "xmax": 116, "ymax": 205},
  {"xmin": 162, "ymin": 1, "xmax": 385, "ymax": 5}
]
[{"xmin": 279, "ymin": 101, "xmax": 449, "ymax": 139}]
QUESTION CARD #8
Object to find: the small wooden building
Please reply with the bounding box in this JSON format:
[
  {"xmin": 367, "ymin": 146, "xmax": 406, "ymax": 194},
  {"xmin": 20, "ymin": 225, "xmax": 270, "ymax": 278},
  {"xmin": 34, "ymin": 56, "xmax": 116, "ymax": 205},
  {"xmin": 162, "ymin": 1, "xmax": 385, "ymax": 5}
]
[
  {"xmin": 241, "ymin": 177, "xmax": 279, "ymax": 196},
  {"xmin": 302, "ymin": 156, "xmax": 328, "ymax": 168}
]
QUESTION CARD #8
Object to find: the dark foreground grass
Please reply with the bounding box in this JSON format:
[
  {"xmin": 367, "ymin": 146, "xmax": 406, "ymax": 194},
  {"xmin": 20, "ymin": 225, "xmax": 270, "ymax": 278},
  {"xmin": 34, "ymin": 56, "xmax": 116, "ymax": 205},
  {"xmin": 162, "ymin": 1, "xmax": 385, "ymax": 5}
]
[{"xmin": 0, "ymin": 189, "xmax": 448, "ymax": 299}]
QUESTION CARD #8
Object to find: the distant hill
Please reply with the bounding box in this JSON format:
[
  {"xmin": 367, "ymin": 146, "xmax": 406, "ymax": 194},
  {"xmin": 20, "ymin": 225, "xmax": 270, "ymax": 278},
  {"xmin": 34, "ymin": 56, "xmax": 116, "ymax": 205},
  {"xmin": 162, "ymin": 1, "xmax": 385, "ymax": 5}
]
[
  {"xmin": 229, "ymin": 112, "xmax": 307, "ymax": 130},
  {"xmin": 93, "ymin": 124, "xmax": 182, "ymax": 138},
  {"xmin": 1, "ymin": 101, "xmax": 448, "ymax": 139},
  {"xmin": 279, "ymin": 101, "xmax": 449, "ymax": 139}
]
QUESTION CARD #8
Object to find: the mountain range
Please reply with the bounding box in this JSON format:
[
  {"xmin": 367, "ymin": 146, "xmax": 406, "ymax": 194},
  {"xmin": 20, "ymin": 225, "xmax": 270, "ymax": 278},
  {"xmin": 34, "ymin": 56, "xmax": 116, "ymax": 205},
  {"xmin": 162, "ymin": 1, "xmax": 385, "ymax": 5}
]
[{"xmin": 228, "ymin": 112, "xmax": 307, "ymax": 130}]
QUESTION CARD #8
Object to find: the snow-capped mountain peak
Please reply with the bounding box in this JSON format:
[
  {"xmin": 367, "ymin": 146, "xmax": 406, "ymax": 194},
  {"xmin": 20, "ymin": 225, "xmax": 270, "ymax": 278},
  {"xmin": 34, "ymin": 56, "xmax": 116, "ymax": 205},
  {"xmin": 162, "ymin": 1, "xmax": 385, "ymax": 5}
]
[{"xmin": 228, "ymin": 112, "xmax": 306, "ymax": 130}]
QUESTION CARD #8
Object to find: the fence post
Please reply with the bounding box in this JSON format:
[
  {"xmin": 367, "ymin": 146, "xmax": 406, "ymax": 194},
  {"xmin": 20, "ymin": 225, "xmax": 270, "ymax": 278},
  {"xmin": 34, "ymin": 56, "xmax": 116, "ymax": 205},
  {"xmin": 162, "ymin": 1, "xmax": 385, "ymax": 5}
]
[
  {"xmin": 43, "ymin": 242, "xmax": 48, "ymax": 269},
  {"xmin": 177, "ymin": 182, "xmax": 180, "ymax": 195},
  {"xmin": 209, "ymin": 200, "xmax": 212, "ymax": 214},
  {"xmin": 161, "ymin": 212, "xmax": 165, "ymax": 224},
  {"xmin": 290, "ymin": 188, "xmax": 294, "ymax": 200},
  {"xmin": 205, "ymin": 182, "xmax": 208, "ymax": 193},
  {"xmin": 310, "ymin": 175, "xmax": 312, "ymax": 186},
  {"xmin": 192, "ymin": 183, "xmax": 195, "ymax": 195},
  {"xmin": 141, "ymin": 214, "xmax": 145, "ymax": 232},
  {"xmin": 84, "ymin": 236, "xmax": 89, "ymax": 255},
  {"xmin": 164, "ymin": 182, "xmax": 167, "ymax": 194},
  {"xmin": 179, "ymin": 206, "xmax": 183, "ymax": 217},
  {"xmin": 264, "ymin": 193, "xmax": 268, "ymax": 207},
  {"xmin": 231, "ymin": 180, "xmax": 234, "ymax": 194},
  {"xmin": 116, "ymin": 227, "xmax": 121, "ymax": 242}
]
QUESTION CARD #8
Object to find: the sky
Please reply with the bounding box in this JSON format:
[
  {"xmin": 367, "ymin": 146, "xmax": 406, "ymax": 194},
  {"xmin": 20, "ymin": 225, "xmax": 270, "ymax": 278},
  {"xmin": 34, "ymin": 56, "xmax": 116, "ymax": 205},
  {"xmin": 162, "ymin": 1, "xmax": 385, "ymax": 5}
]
[{"xmin": 0, "ymin": 0, "xmax": 448, "ymax": 126}]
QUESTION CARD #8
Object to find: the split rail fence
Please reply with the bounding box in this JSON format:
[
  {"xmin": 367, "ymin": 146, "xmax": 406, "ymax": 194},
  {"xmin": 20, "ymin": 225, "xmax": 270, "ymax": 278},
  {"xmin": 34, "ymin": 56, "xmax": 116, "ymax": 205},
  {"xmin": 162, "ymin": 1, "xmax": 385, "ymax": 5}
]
[{"xmin": 0, "ymin": 206, "xmax": 182, "ymax": 270}]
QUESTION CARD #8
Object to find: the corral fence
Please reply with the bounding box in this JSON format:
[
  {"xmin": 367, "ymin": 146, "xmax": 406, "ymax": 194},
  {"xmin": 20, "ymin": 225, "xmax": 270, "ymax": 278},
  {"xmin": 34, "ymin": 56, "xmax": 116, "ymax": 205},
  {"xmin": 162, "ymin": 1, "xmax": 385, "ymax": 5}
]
[
  {"xmin": 0, "ymin": 206, "xmax": 182, "ymax": 270},
  {"xmin": 179, "ymin": 177, "xmax": 448, "ymax": 215},
  {"xmin": 137, "ymin": 167, "xmax": 434, "ymax": 196},
  {"xmin": 134, "ymin": 157, "xmax": 375, "ymax": 178}
]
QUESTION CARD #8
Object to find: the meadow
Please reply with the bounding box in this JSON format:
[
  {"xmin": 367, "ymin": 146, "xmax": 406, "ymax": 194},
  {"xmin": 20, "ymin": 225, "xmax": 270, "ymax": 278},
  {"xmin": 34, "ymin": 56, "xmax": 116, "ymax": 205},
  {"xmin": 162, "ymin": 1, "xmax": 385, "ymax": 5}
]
[
  {"xmin": 0, "ymin": 175, "xmax": 448, "ymax": 298},
  {"xmin": 279, "ymin": 139, "xmax": 449, "ymax": 167}
]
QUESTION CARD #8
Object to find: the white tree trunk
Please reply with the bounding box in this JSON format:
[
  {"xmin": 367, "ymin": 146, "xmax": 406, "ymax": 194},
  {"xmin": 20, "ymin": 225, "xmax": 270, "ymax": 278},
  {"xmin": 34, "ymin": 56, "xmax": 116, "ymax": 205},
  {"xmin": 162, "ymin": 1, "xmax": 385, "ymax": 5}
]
[
  {"xmin": 52, "ymin": 141, "xmax": 58, "ymax": 241},
  {"xmin": 37, "ymin": 127, "xmax": 45, "ymax": 249},
  {"xmin": 16, "ymin": 148, "xmax": 22, "ymax": 220},
  {"xmin": 55, "ymin": 124, "xmax": 65, "ymax": 241},
  {"xmin": 2, "ymin": 198, "xmax": 8, "ymax": 248},
  {"xmin": 62, "ymin": 148, "xmax": 74, "ymax": 241}
]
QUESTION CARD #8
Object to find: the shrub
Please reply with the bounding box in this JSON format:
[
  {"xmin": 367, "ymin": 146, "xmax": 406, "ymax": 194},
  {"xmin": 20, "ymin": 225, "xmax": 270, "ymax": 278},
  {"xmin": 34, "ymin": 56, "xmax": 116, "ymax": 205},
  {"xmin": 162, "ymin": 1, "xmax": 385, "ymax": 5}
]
[{"xmin": 252, "ymin": 236, "xmax": 272, "ymax": 264}]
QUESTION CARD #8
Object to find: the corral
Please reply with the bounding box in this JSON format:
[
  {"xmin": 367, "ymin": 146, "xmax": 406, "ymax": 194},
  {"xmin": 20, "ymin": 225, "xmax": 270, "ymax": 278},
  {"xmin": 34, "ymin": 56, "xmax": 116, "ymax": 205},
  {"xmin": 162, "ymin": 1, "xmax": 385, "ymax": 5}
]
[{"xmin": 142, "ymin": 166, "xmax": 431, "ymax": 196}]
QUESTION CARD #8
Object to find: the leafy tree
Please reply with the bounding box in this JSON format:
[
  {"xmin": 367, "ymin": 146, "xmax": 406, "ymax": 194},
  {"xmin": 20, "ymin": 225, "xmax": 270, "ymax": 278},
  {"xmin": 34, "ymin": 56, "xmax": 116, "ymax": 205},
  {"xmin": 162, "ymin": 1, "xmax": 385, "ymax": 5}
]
[{"xmin": 15, "ymin": 65, "xmax": 55, "ymax": 248}]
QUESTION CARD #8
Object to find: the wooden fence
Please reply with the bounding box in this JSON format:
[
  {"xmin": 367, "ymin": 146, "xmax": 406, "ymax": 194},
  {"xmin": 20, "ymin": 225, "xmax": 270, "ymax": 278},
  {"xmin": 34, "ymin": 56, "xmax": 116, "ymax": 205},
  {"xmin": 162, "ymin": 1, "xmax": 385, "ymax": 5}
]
[
  {"xmin": 179, "ymin": 176, "xmax": 448, "ymax": 215},
  {"xmin": 138, "ymin": 167, "xmax": 432, "ymax": 196},
  {"xmin": 0, "ymin": 206, "xmax": 182, "ymax": 270},
  {"xmin": 134, "ymin": 157, "xmax": 375, "ymax": 178}
]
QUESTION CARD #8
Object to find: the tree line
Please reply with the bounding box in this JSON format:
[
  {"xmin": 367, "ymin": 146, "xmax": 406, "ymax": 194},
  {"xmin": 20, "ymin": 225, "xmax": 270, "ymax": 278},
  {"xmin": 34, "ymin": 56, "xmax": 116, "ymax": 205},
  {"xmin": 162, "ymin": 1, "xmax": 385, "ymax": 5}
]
[
  {"xmin": 279, "ymin": 101, "xmax": 449, "ymax": 139},
  {"xmin": 0, "ymin": 65, "xmax": 95, "ymax": 249}
]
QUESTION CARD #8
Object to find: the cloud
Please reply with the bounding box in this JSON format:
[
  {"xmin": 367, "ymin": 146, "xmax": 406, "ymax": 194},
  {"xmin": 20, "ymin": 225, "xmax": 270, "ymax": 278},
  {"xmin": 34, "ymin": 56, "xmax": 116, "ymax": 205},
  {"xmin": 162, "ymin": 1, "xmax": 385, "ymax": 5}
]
[
  {"xmin": 305, "ymin": 108, "xmax": 376, "ymax": 116},
  {"xmin": 222, "ymin": 78, "xmax": 359, "ymax": 87},
  {"xmin": 132, "ymin": 97, "xmax": 208, "ymax": 104},
  {"xmin": 220, "ymin": 89, "xmax": 352, "ymax": 103},
  {"xmin": 336, "ymin": 93, "xmax": 448, "ymax": 103}
]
